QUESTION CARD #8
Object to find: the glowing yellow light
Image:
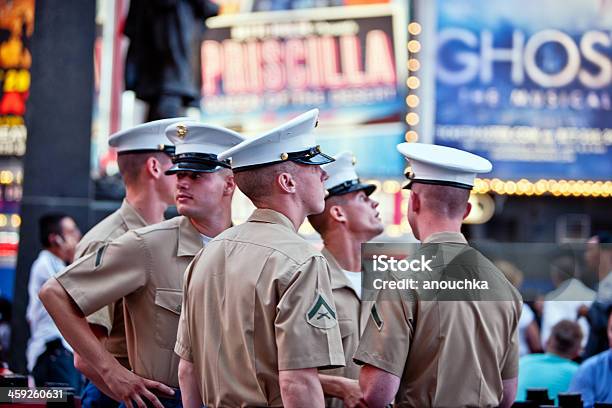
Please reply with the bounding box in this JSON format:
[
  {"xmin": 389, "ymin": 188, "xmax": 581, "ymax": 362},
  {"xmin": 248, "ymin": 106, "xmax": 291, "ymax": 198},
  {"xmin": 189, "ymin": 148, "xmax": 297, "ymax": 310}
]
[
  {"xmin": 504, "ymin": 181, "xmax": 517, "ymax": 195},
  {"xmin": 0, "ymin": 171, "xmax": 13, "ymax": 184},
  {"xmin": 467, "ymin": 178, "xmax": 612, "ymax": 197},
  {"xmin": 490, "ymin": 178, "xmax": 504, "ymax": 194},
  {"xmin": 408, "ymin": 22, "xmax": 422, "ymax": 35},
  {"xmin": 517, "ymin": 179, "xmax": 530, "ymax": 193},
  {"xmin": 406, "ymin": 112, "xmax": 420, "ymax": 126},
  {"xmin": 405, "ymin": 131, "xmax": 418, "ymax": 142},
  {"xmin": 406, "ymin": 94, "xmax": 420, "ymax": 108},
  {"xmin": 386, "ymin": 224, "xmax": 402, "ymax": 237},
  {"xmin": 535, "ymin": 180, "xmax": 547, "ymax": 195},
  {"xmin": 0, "ymin": 214, "xmax": 7, "ymax": 227},
  {"xmin": 480, "ymin": 179, "xmax": 491, "ymax": 193},
  {"xmin": 408, "ymin": 58, "xmax": 421, "ymax": 72},
  {"xmin": 407, "ymin": 40, "xmax": 421, "ymax": 53},
  {"xmin": 407, "ymin": 76, "xmax": 420, "ymax": 89},
  {"xmin": 382, "ymin": 180, "xmax": 401, "ymax": 194},
  {"xmin": 11, "ymin": 214, "xmax": 21, "ymax": 228}
]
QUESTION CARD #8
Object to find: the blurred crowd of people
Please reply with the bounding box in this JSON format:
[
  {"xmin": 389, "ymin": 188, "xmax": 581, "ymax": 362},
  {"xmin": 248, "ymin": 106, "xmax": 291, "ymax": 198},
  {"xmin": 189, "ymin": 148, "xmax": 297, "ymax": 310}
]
[{"xmin": 496, "ymin": 233, "xmax": 612, "ymax": 406}]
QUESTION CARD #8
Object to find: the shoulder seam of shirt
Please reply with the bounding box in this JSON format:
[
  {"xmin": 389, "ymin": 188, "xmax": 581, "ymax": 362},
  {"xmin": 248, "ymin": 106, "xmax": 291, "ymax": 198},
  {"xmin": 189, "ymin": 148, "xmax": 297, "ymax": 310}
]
[
  {"xmin": 77, "ymin": 218, "xmax": 129, "ymax": 252},
  {"xmin": 134, "ymin": 223, "xmax": 179, "ymax": 237},
  {"xmin": 211, "ymin": 237, "xmax": 322, "ymax": 265}
]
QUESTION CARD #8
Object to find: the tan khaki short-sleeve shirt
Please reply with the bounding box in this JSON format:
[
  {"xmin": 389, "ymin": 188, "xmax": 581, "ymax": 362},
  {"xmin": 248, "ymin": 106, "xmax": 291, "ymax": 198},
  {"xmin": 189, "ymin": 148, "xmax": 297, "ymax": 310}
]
[
  {"xmin": 320, "ymin": 249, "xmax": 364, "ymax": 408},
  {"xmin": 175, "ymin": 209, "xmax": 344, "ymax": 407},
  {"xmin": 353, "ymin": 232, "xmax": 522, "ymax": 408},
  {"xmin": 73, "ymin": 200, "xmax": 148, "ymax": 366},
  {"xmin": 57, "ymin": 216, "xmax": 202, "ymax": 387}
]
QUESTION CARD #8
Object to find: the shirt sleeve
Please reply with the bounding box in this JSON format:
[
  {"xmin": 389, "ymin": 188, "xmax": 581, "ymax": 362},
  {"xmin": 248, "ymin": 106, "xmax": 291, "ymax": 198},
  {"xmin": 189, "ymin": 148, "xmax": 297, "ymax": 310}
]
[
  {"xmin": 501, "ymin": 301, "xmax": 521, "ymax": 379},
  {"xmin": 74, "ymin": 238, "xmax": 105, "ymax": 261},
  {"xmin": 353, "ymin": 287, "xmax": 415, "ymax": 377},
  {"xmin": 55, "ymin": 231, "xmax": 149, "ymax": 316},
  {"xmin": 569, "ymin": 364, "xmax": 595, "ymax": 408},
  {"xmin": 174, "ymin": 257, "xmax": 197, "ymax": 362},
  {"xmin": 85, "ymin": 304, "xmax": 114, "ymax": 334},
  {"xmin": 275, "ymin": 256, "xmax": 345, "ymax": 371}
]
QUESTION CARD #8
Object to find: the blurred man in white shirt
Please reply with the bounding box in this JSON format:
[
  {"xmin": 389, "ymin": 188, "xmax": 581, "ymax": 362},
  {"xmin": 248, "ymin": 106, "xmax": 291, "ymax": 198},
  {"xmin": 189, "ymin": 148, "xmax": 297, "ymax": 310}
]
[{"xmin": 27, "ymin": 213, "xmax": 81, "ymax": 389}]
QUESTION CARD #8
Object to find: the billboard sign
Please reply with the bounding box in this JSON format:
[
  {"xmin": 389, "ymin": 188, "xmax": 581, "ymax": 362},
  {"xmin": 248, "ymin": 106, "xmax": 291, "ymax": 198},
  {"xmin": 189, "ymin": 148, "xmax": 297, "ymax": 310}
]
[
  {"xmin": 199, "ymin": 4, "xmax": 408, "ymax": 177},
  {"xmin": 434, "ymin": 0, "xmax": 612, "ymax": 181}
]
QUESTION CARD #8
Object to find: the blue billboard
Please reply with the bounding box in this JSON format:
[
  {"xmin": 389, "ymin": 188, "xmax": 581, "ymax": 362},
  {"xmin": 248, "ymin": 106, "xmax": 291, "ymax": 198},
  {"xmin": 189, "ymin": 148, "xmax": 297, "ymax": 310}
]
[{"xmin": 434, "ymin": 0, "xmax": 612, "ymax": 181}]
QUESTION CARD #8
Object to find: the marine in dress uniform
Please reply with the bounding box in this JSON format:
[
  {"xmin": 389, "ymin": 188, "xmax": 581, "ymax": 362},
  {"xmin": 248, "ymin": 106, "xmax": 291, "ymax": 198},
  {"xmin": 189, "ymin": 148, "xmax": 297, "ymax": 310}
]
[
  {"xmin": 354, "ymin": 143, "xmax": 523, "ymax": 408},
  {"xmin": 174, "ymin": 109, "xmax": 345, "ymax": 408},
  {"xmin": 40, "ymin": 123, "xmax": 244, "ymax": 408},
  {"xmin": 308, "ymin": 151, "xmax": 383, "ymax": 407},
  {"xmin": 75, "ymin": 118, "xmax": 184, "ymax": 408}
]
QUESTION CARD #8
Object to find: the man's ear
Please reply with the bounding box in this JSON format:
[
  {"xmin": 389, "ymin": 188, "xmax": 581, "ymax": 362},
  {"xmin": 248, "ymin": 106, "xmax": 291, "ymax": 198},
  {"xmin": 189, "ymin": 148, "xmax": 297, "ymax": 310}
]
[
  {"xmin": 277, "ymin": 172, "xmax": 296, "ymax": 194},
  {"xmin": 463, "ymin": 201, "xmax": 472, "ymax": 220},
  {"xmin": 145, "ymin": 156, "xmax": 163, "ymax": 179},
  {"xmin": 410, "ymin": 190, "xmax": 420, "ymax": 213},
  {"xmin": 329, "ymin": 204, "xmax": 347, "ymax": 224},
  {"xmin": 223, "ymin": 173, "xmax": 236, "ymax": 196}
]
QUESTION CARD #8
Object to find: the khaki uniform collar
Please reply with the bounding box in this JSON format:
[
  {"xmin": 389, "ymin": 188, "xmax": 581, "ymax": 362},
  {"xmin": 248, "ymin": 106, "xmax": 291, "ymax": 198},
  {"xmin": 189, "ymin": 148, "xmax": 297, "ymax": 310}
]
[
  {"xmin": 177, "ymin": 216, "xmax": 204, "ymax": 257},
  {"xmin": 120, "ymin": 199, "xmax": 149, "ymax": 230},
  {"xmin": 321, "ymin": 247, "xmax": 355, "ymax": 291},
  {"xmin": 422, "ymin": 231, "xmax": 467, "ymax": 244},
  {"xmin": 247, "ymin": 208, "xmax": 296, "ymax": 232}
]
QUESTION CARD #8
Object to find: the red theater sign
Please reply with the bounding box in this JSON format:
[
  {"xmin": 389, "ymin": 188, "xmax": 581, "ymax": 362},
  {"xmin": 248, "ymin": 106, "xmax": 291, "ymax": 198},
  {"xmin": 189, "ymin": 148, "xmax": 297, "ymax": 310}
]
[{"xmin": 199, "ymin": 4, "xmax": 405, "ymax": 119}]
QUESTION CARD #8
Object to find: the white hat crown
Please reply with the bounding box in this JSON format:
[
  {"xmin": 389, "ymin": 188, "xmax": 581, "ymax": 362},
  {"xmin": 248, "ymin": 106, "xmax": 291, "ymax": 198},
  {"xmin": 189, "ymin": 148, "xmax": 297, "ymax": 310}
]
[{"xmin": 397, "ymin": 143, "xmax": 492, "ymax": 189}]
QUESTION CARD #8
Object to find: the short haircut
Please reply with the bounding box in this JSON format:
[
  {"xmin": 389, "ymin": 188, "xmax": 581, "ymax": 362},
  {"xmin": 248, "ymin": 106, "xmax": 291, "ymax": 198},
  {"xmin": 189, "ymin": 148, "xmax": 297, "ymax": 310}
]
[
  {"xmin": 414, "ymin": 183, "xmax": 470, "ymax": 219},
  {"xmin": 548, "ymin": 320, "xmax": 582, "ymax": 355},
  {"xmin": 234, "ymin": 161, "xmax": 298, "ymax": 201},
  {"xmin": 117, "ymin": 152, "xmax": 169, "ymax": 185},
  {"xmin": 39, "ymin": 213, "xmax": 68, "ymax": 248},
  {"xmin": 308, "ymin": 193, "xmax": 349, "ymax": 235}
]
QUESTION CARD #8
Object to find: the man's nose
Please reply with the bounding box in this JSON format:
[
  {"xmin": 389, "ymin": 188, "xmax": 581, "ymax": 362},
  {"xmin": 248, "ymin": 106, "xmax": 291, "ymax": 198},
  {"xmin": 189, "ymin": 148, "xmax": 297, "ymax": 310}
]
[{"xmin": 320, "ymin": 168, "xmax": 329, "ymax": 182}]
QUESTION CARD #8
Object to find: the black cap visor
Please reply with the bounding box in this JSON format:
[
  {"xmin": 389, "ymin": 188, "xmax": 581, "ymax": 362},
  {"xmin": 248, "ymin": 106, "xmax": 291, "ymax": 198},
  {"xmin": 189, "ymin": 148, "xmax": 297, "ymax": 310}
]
[
  {"xmin": 327, "ymin": 179, "xmax": 376, "ymax": 198},
  {"xmin": 402, "ymin": 176, "xmax": 473, "ymax": 190},
  {"xmin": 289, "ymin": 146, "xmax": 335, "ymax": 166},
  {"xmin": 232, "ymin": 145, "xmax": 335, "ymax": 172},
  {"xmin": 118, "ymin": 144, "xmax": 175, "ymax": 157},
  {"xmin": 165, "ymin": 153, "xmax": 230, "ymax": 175}
]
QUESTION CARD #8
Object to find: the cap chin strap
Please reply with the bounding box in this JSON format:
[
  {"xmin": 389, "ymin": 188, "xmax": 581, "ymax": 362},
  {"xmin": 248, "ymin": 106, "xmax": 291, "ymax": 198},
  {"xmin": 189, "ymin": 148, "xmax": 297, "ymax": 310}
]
[
  {"xmin": 404, "ymin": 178, "xmax": 473, "ymax": 190},
  {"xmin": 117, "ymin": 145, "xmax": 175, "ymax": 156},
  {"xmin": 327, "ymin": 179, "xmax": 360, "ymax": 196},
  {"xmin": 172, "ymin": 152, "xmax": 231, "ymax": 169}
]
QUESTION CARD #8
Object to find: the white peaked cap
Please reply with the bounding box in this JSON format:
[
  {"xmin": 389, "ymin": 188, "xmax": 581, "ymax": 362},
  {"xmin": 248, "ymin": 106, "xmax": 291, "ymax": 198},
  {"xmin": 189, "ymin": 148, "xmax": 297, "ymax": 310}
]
[
  {"xmin": 219, "ymin": 109, "xmax": 334, "ymax": 171},
  {"xmin": 396, "ymin": 143, "xmax": 492, "ymax": 190},
  {"xmin": 108, "ymin": 117, "xmax": 189, "ymax": 153}
]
